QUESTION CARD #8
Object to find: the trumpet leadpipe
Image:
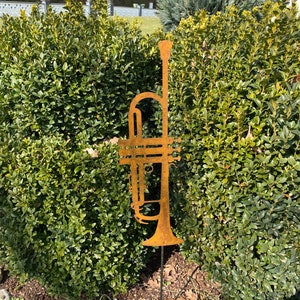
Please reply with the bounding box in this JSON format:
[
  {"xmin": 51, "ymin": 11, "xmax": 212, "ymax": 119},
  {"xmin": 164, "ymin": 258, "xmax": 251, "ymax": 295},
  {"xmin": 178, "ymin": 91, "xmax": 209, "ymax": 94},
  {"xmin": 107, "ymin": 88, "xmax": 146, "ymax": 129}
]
[
  {"xmin": 118, "ymin": 137, "xmax": 181, "ymax": 147},
  {"xmin": 119, "ymin": 138, "xmax": 181, "ymax": 165},
  {"xmin": 120, "ymin": 155, "xmax": 180, "ymax": 165}
]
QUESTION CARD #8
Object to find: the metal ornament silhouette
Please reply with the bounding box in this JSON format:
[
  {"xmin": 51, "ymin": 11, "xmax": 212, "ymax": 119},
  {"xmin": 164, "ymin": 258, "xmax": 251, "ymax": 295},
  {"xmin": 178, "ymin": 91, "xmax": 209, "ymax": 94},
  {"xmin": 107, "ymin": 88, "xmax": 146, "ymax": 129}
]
[{"xmin": 118, "ymin": 40, "xmax": 183, "ymax": 246}]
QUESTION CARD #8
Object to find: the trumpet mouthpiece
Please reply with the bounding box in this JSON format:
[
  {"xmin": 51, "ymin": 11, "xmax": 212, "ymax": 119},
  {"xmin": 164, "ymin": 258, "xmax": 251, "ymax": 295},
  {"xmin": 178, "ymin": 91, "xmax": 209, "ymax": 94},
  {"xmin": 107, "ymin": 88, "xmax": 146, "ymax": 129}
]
[{"xmin": 158, "ymin": 40, "xmax": 173, "ymax": 61}]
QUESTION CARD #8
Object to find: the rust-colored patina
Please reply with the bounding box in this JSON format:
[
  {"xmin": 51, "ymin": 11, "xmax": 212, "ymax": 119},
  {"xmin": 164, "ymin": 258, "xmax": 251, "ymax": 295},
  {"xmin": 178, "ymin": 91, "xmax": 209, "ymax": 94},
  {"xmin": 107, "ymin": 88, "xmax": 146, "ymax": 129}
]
[{"xmin": 118, "ymin": 40, "xmax": 183, "ymax": 246}]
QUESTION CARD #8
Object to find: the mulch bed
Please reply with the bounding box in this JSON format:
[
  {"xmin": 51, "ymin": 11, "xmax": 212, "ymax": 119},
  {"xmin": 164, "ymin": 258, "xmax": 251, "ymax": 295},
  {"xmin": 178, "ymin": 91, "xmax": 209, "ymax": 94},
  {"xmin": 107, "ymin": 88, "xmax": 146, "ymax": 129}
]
[{"xmin": 0, "ymin": 247, "xmax": 222, "ymax": 300}]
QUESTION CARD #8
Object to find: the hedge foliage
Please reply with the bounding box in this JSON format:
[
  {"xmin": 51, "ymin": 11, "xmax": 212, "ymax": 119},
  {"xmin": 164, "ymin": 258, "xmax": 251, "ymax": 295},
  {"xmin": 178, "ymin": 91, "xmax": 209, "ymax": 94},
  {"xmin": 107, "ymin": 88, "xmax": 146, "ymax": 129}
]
[
  {"xmin": 167, "ymin": 1, "xmax": 300, "ymax": 299},
  {"xmin": 0, "ymin": 2, "xmax": 161, "ymax": 298},
  {"xmin": 0, "ymin": 2, "xmax": 160, "ymax": 146},
  {"xmin": 0, "ymin": 136, "xmax": 152, "ymax": 298},
  {"xmin": 1, "ymin": 0, "xmax": 300, "ymax": 299}
]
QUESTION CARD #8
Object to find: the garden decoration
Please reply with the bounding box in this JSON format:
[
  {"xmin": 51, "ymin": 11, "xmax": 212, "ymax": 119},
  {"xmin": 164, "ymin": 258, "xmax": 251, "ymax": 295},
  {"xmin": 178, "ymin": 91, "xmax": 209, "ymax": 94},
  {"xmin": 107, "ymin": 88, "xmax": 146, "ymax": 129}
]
[
  {"xmin": 118, "ymin": 40, "xmax": 183, "ymax": 247},
  {"xmin": 119, "ymin": 40, "xmax": 183, "ymax": 299}
]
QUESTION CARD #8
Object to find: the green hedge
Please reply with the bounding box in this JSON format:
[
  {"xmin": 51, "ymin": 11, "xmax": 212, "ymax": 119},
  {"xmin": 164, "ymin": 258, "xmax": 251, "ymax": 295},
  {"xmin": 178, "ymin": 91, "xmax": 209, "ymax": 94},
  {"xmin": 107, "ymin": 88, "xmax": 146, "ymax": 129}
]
[
  {"xmin": 0, "ymin": 2, "xmax": 160, "ymax": 146},
  {"xmin": 1, "ymin": 0, "xmax": 300, "ymax": 298},
  {"xmin": 0, "ymin": 2, "xmax": 161, "ymax": 298},
  {"xmin": 0, "ymin": 135, "xmax": 152, "ymax": 298},
  {"xmin": 168, "ymin": 2, "xmax": 300, "ymax": 299}
]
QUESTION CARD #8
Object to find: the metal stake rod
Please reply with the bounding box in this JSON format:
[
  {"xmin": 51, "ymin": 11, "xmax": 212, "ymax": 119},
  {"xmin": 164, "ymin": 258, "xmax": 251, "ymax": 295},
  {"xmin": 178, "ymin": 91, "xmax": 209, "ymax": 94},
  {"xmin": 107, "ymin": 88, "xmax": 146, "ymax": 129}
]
[{"xmin": 160, "ymin": 246, "xmax": 164, "ymax": 300}]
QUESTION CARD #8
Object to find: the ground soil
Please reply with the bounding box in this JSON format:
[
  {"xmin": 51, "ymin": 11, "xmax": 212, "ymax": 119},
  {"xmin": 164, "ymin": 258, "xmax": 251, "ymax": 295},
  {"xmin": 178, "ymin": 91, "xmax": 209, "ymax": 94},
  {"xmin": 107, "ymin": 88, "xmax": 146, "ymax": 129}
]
[{"xmin": 0, "ymin": 246, "xmax": 222, "ymax": 300}]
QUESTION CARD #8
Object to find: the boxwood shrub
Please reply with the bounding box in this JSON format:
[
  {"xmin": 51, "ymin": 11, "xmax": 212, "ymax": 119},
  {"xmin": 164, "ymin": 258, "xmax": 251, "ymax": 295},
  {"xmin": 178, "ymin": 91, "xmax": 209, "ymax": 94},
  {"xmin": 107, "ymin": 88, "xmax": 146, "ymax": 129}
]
[
  {"xmin": 0, "ymin": 134, "xmax": 153, "ymax": 299},
  {"xmin": 0, "ymin": 1, "xmax": 161, "ymax": 145},
  {"xmin": 0, "ymin": 1, "xmax": 161, "ymax": 298},
  {"xmin": 167, "ymin": 1, "xmax": 300, "ymax": 299}
]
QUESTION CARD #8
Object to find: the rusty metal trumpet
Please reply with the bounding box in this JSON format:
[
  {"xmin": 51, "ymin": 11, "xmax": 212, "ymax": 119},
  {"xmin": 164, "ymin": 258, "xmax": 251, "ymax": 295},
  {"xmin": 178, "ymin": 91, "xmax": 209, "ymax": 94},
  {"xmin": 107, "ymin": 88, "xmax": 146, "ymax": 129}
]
[{"xmin": 118, "ymin": 40, "xmax": 183, "ymax": 247}]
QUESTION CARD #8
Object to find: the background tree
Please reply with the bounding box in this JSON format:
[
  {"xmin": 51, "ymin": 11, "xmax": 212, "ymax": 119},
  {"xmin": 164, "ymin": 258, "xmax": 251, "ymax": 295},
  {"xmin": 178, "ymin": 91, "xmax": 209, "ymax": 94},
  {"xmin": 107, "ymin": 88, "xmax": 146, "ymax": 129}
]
[{"xmin": 157, "ymin": 0, "xmax": 267, "ymax": 31}]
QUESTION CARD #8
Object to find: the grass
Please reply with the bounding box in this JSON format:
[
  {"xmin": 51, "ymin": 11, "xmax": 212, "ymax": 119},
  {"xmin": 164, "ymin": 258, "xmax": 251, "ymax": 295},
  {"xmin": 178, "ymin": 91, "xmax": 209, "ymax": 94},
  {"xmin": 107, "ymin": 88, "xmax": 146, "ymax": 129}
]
[
  {"xmin": 115, "ymin": 16, "xmax": 162, "ymax": 35},
  {"xmin": 0, "ymin": 16, "xmax": 162, "ymax": 35}
]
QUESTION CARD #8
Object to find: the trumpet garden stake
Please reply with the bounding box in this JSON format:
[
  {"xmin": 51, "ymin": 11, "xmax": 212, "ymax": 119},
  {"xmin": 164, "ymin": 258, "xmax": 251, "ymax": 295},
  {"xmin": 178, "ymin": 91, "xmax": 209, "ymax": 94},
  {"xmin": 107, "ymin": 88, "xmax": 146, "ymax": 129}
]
[{"xmin": 118, "ymin": 40, "xmax": 183, "ymax": 247}]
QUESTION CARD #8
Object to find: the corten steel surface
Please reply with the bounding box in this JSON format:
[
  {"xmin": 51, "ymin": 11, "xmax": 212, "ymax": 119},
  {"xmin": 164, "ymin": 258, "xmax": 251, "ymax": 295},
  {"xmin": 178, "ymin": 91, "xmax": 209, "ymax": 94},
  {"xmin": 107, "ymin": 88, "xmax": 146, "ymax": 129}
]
[{"xmin": 118, "ymin": 40, "xmax": 183, "ymax": 246}]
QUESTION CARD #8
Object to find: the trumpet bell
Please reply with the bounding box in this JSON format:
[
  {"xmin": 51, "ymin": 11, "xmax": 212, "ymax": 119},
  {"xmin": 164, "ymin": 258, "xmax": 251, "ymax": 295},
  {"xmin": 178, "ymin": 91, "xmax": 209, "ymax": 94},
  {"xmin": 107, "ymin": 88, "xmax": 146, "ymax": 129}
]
[
  {"xmin": 142, "ymin": 213, "xmax": 183, "ymax": 246},
  {"xmin": 142, "ymin": 230, "xmax": 183, "ymax": 247}
]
